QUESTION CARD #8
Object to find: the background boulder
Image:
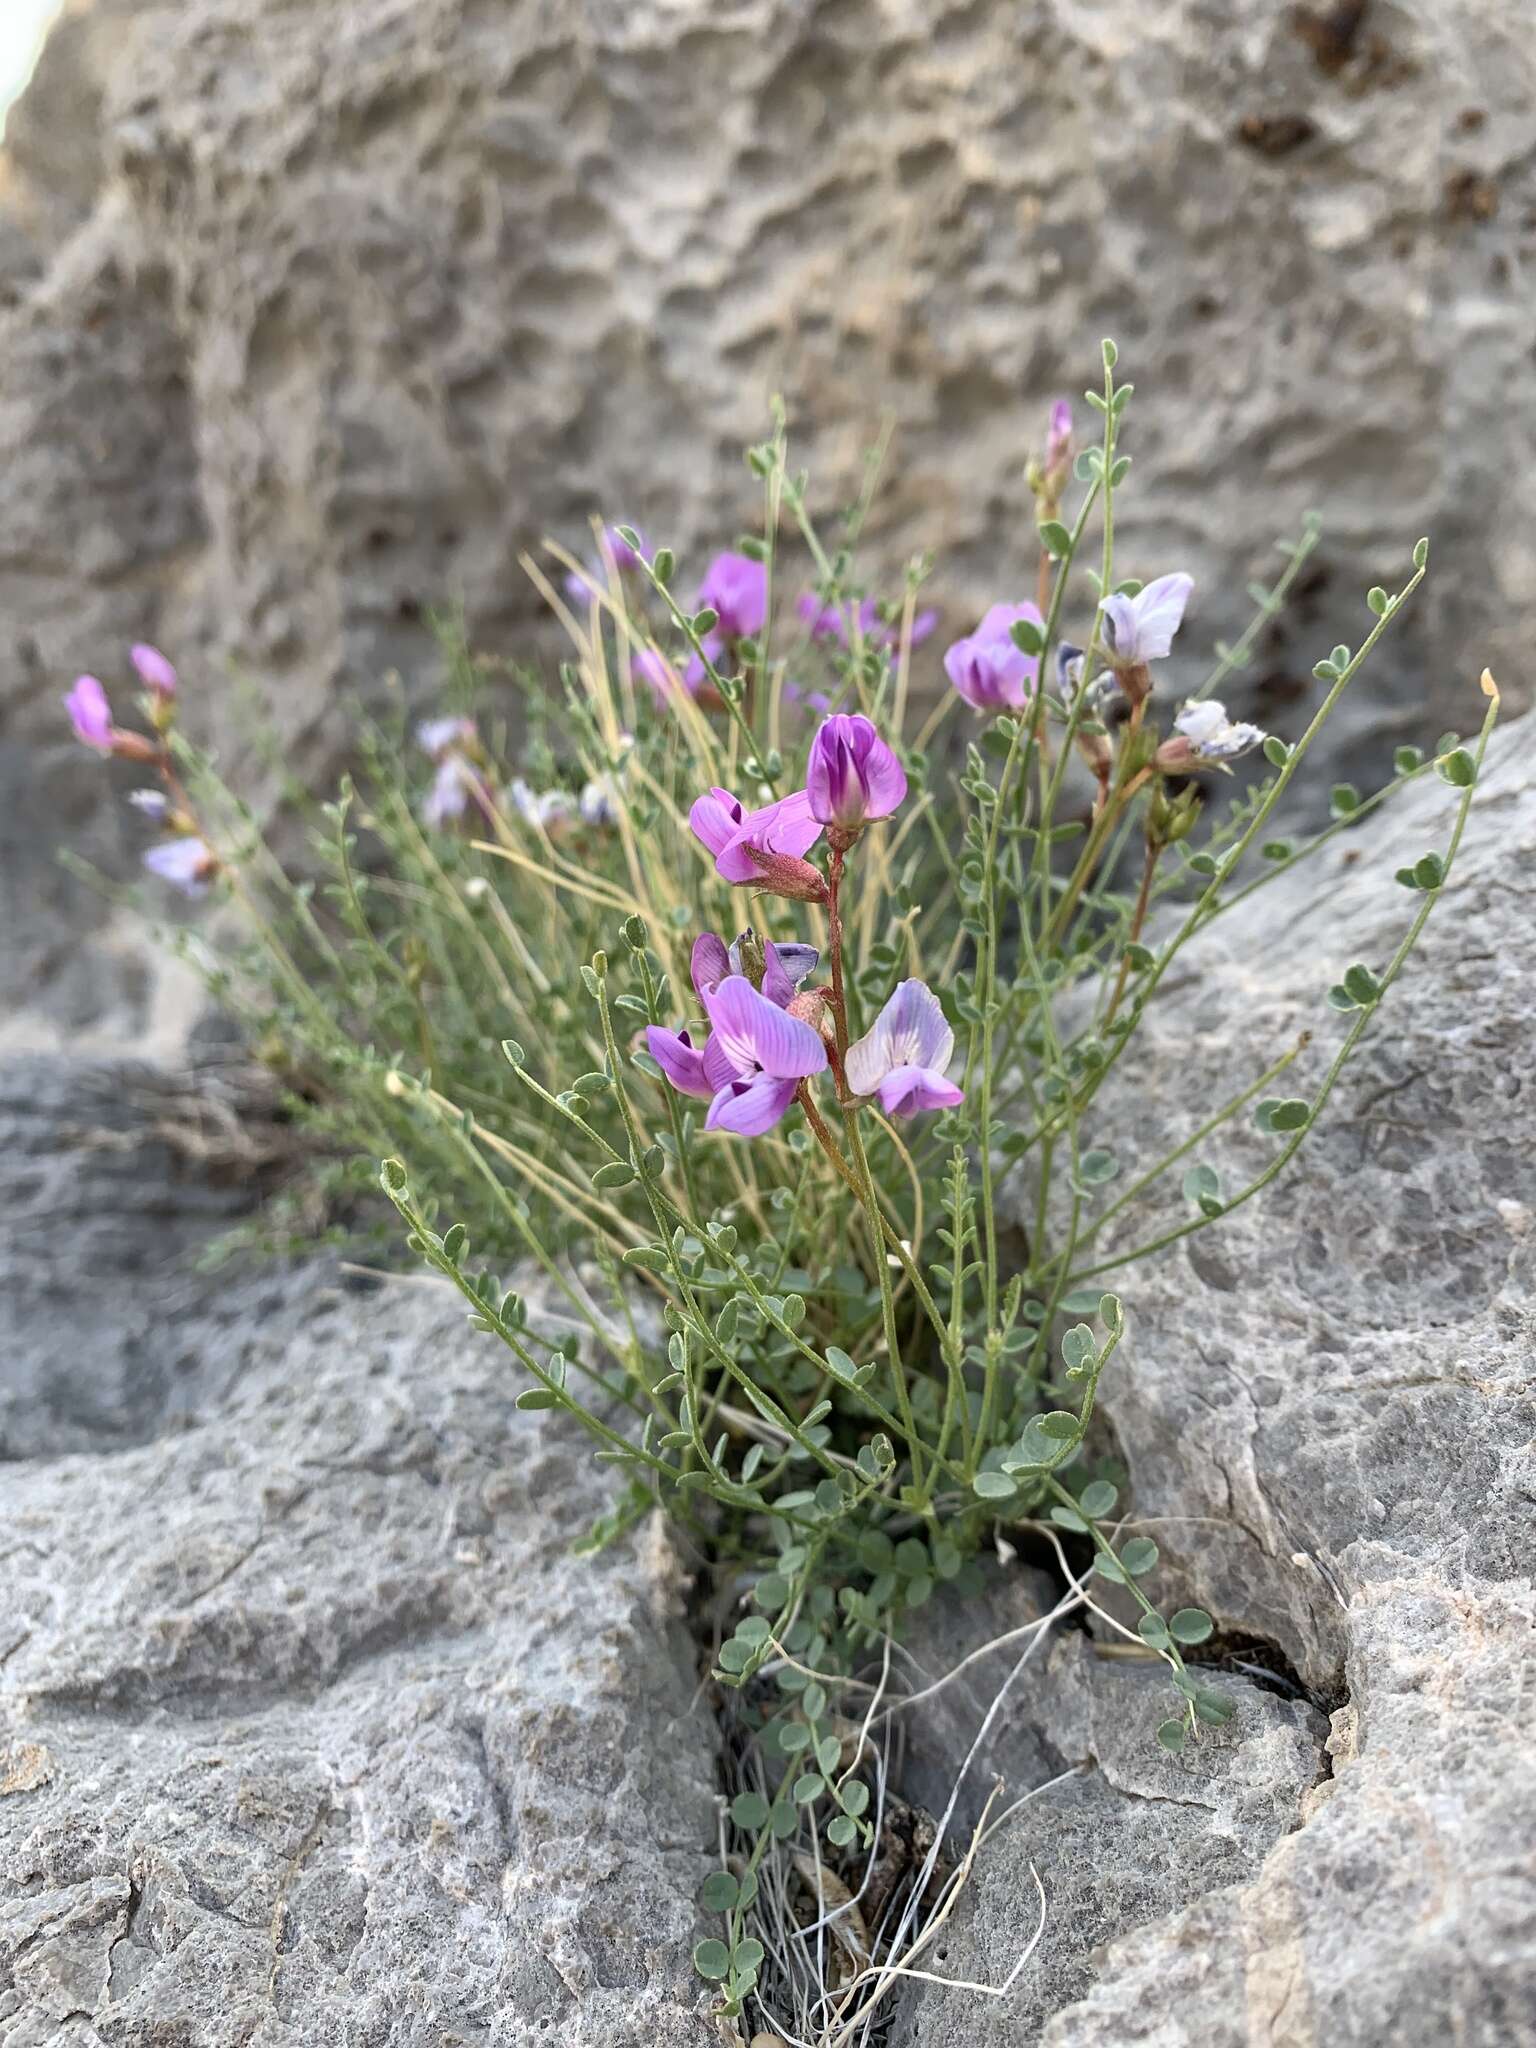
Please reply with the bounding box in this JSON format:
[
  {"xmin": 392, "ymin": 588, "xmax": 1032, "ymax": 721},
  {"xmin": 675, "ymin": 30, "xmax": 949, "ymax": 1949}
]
[{"xmin": 4, "ymin": 0, "xmax": 1535, "ymax": 1039}]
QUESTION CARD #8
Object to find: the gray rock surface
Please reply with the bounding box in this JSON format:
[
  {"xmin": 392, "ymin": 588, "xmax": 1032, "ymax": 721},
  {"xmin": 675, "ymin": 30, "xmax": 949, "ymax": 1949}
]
[
  {"xmin": 0, "ymin": 1059, "xmax": 718, "ymax": 2045},
  {"xmin": 898, "ymin": 723, "xmax": 1536, "ymax": 2042},
  {"xmin": 5, "ymin": 0, "xmax": 1536, "ymax": 1038},
  {"xmin": 888, "ymin": 1571, "xmax": 1327, "ymax": 2048}
]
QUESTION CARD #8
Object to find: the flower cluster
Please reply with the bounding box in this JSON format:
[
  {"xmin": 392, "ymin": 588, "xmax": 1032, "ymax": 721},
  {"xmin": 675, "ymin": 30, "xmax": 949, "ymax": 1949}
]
[
  {"xmin": 647, "ymin": 711, "xmax": 963, "ymax": 1142},
  {"xmin": 64, "ymin": 647, "xmax": 217, "ymax": 893}
]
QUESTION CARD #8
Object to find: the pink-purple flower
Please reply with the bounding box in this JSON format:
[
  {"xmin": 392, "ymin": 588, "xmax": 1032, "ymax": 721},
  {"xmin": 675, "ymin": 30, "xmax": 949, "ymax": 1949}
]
[
  {"xmin": 844, "ymin": 980, "xmax": 963, "ymax": 1116},
  {"xmin": 690, "ymin": 785, "xmax": 824, "ymax": 890},
  {"xmin": 130, "ymin": 644, "xmax": 178, "ymax": 697},
  {"xmin": 1100, "ymin": 574, "xmax": 1194, "ymax": 669},
  {"xmin": 697, "ymin": 552, "xmax": 767, "ymax": 643},
  {"xmin": 806, "ymin": 714, "xmax": 907, "ymax": 832},
  {"xmin": 66, "ymin": 675, "xmax": 115, "ymax": 752},
  {"xmin": 647, "ymin": 932, "xmax": 827, "ymax": 1136},
  {"xmin": 142, "ymin": 836, "xmax": 216, "ymax": 896},
  {"xmin": 943, "ymin": 602, "xmax": 1044, "ymax": 712},
  {"xmin": 65, "ymin": 673, "xmax": 162, "ymax": 762}
]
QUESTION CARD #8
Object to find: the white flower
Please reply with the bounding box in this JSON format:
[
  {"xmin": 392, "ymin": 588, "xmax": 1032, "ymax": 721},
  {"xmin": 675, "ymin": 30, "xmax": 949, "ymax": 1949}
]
[
  {"xmin": 844, "ymin": 980, "xmax": 965, "ymax": 1117},
  {"xmin": 579, "ymin": 777, "xmax": 619, "ymax": 827},
  {"xmin": 1101, "ymin": 573, "xmax": 1194, "ymax": 666},
  {"xmin": 511, "ymin": 779, "xmax": 576, "ymax": 832},
  {"xmin": 1174, "ymin": 698, "xmax": 1266, "ymax": 762}
]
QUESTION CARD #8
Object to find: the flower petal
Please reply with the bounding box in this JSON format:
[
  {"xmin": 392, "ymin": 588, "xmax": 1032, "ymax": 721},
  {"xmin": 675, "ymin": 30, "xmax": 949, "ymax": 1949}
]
[
  {"xmin": 691, "ymin": 932, "xmax": 730, "ymax": 1001},
  {"xmin": 65, "ymin": 674, "xmax": 114, "ymax": 751},
  {"xmin": 706, "ymin": 975, "xmax": 827, "ymax": 1079},
  {"xmin": 645, "ymin": 1026, "xmax": 713, "ymax": 1099},
  {"xmin": 875, "ymin": 1066, "xmax": 965, "ymax": 1116},
  {"xmin": 690, "ymin": 786, "xmax": 745, "ymax": 858},
  {"xmin": 847, "ymin": 980, "xmax": 953, "ymax": 1096},
  {"xmin": 129, "ymin": 644, "xmax": 178, "ymax": 696},
  {"xmin": 705, "ymin": 1073, "xmax": 799, "ymax": 1136}
]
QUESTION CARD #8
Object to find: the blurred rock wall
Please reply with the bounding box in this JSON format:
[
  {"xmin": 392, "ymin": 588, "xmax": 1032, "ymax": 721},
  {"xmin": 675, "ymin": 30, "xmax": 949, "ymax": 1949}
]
[{"xmin": 3, "ymin": 0, "xmax": 1533, "ymax": 1038}]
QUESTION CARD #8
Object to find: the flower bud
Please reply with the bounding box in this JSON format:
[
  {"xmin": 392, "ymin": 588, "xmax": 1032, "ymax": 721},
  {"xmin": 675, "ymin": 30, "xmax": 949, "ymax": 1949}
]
[{"xmin": 742, "ymin": 847, "xmax": 830, "ymax": 903}]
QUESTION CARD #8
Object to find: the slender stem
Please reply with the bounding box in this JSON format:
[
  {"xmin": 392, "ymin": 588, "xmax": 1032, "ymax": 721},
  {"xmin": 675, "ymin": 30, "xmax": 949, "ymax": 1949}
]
[{"xmin": 1103, "ymin": 837, "xmax": 1161, "ymax": 1027}]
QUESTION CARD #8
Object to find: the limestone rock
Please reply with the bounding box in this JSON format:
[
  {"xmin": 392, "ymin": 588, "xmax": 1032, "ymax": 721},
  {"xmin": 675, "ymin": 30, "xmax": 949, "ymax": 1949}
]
[
  {"xmin": 4, "ymin": 0, "xmax": 1536, "ymax": 1036},
  {"xmin": 0, "ymin": 1058, "xmax": 718, "ymax": 2046},
  {"xmin": 887, "ymin": 1570, "xmax": 1326, "ymax": 2047},
  {"xmin": 899, "ymin": 723, "xmax": 1536, "ymax": 2042}
]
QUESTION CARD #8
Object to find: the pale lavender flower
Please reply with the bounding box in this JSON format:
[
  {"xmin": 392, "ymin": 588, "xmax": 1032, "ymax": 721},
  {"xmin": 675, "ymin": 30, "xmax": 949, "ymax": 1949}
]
[
  {"xmin": 579, "ymin": 777, "xmax": 619, "ymax": 827},
  {"xmin": 943, "ymin": 602, "xmax": 1043, "ymax": 712},
  {"xmin": 66, "ymin": 675, "xmax": 115, "ymax": 752},
  {"xmin": 690, "ymin": 785, "xmax": 824, "ymax": 887},
  {"xmin": 1168, "ymin": 699, "xmax": 1266, "ymax": 765},
  {"xmin": 845, "ymin": 980, "xmax": 964, "ymax": 1117},
  {"xmin": 130, "ymin": 643, "xmax": 178, "ymax": 697},
  {"xmin": 797, "ymin": 593, "xmax": 939, "ymax": 651},
  {"xmin": 1101, "ymin": 573, "xmax": 1194, "ymax": 668},
  {"xmin": 127, "ymin": 789, "xmax": 169, "ymax": 820},
  {"xmin": 142, "ymin": 836, "xmax": 215, "ymax": 896},
  {"xmin": 423, "ymin": 755, "xmax": 474, "ymax": 828},
  {"xmin": 417, "ymin": 716, "xmax": 477, "ymax": 759},
  {"xmin": 806, "ymin": 714, "xmax": 907, "ymax": 830},
  {"xmin": 781, "ymin": 679, "xmax": 834, "ymax": 716},
  {"xmin": 683, "ymin": 633, "xmax": 727, "ymax": 695},
  {"xmin": 697, "ymin": 552, "xmax": 767, "ymax": 642},
  {"xmin": 510, "ymin": 779, "xmax": 577, "ymax": 833},
  {"xmin": 634, "ymin": 647, "xmax": 698, "ymax": 705},
  {"xmin": 565, "ymin": 525, "xmax": 646, "ymax": 598}
]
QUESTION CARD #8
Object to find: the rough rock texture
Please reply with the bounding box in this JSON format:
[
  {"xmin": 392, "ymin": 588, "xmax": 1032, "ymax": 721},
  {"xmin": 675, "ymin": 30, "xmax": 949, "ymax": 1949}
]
[
  {"xmin": 887, "ymin": 1569, "xmax": 1327, "ymax": 2047},
  {"xmin": 5, "ymin": 0, "xmax": 1536, "ymax": 1038},
  {"xmin": 0, "ymin": 1059, "xmax": 718, "ymax": 2046},
  {"xmin": 899, "ymin": 724, "xmax": 1536, "ymax": 2042}
]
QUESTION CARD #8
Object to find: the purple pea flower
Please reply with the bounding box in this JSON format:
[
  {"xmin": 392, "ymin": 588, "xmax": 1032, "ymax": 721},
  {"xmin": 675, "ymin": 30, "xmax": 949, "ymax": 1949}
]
[
  {"xmin": 797, "ymin": 594, "xmax": 939, "ymax": 651},
  {"xmin": 697, "ymin": 552, "xmax": 767, "ymax": 642},
  {"xmin": 699, "ymin": 974, "xmax": 827, "ymax": 1136},
  {"xmin": 645, "ymin": 932, "xmax": 730, "ymax": 1097},
  {"xmin": 807, "ymin": 714, "xmax": 907, "ymax": 831},
  {"xmin": 1101, "ymin": 574, "xmax": 1194, "ymax": 668},
  {"xmin": 66, "ymin": 675, "xmax": 115, "ymax": 752},
  {"xmin": 943, "ymin": 602, "xmax": 1044, "ymax": 712},
  {"xmin": 128, "ymin": 788, "xmax": 169, "ymax": 820},
  {"xmin": 142, "ymin": 836, "xmax": 216, "ymax": 896},
  {"xmin": 690, "ymin": 785, "xmax": 824, "ymax": 887},
  {"xmin": 130, "ymin": 643, "xmax": 178, "ymax": 697},
  {"xmin": 845, "ymin": 980, "xmax": 964, "ymax": 1117},
  {"xmin": 647, "ymin": 934, "xmax": 826, "ymax": 1133}
]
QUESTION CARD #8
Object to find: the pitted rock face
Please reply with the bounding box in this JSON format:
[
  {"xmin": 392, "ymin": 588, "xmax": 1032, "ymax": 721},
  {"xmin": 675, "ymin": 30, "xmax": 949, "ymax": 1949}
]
[
  {"xmin": 892, "ymin": 727, "xmax": 1536, "ymax": 2044},
  {"xmin": 0, "ymin": 1056, "xmax": 719, "ymax": 2046},
  {"xmin": 3, "ymin": 0, "xmax": 1536, "ymax": 1037}
]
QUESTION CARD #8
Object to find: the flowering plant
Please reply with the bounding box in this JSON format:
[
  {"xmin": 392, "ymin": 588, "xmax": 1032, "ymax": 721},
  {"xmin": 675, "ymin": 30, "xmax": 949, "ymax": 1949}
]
[{"xmin": 65, "ymin": 346, "xmax": 1497, "ymax": 2033}]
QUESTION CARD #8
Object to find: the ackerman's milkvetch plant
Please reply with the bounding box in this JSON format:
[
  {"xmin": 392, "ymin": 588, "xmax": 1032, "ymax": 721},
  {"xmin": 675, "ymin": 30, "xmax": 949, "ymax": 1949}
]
[{"xmin": 65, "ymin": 346, "xmax": 1498, "ymax": 2035}]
